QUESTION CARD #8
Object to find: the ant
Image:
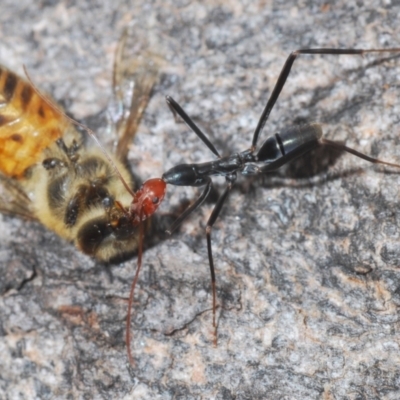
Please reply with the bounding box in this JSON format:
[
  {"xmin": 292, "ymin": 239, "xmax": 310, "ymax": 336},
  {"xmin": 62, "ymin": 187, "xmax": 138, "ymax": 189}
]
[{"xmin": 161, "ymin": 48, "xmax": 400, "ymax": 340}]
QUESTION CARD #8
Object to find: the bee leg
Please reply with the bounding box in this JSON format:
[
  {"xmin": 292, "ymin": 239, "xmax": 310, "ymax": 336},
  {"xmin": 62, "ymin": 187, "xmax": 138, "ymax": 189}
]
[{"xmin": 55, "ymin": 138, "xmax": 81, "ymax": 163}]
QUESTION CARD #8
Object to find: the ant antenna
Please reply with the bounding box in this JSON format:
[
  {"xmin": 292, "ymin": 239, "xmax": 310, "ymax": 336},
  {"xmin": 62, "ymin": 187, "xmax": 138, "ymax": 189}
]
[{"xmin": 126, "ymin": 208, "xmax": 145, "ymax": 366}]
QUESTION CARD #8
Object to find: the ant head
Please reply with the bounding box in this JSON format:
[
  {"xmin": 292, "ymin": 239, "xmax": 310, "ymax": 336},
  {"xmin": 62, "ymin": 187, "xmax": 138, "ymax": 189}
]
[{"xmin": 133, "ymin": 178, "xmax": 167, "ymax": 219}]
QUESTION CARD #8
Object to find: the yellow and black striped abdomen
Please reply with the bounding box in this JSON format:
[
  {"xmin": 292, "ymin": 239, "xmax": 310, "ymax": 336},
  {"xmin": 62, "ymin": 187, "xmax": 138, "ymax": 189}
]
[{"xmin": 0, "ymin": 67, "xmax": 69, "ymax": 179}]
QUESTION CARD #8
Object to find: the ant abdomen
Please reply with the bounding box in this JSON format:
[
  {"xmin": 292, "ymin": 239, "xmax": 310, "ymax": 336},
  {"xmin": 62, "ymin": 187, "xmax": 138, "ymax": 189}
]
[{"xmin": 253, "ymin": 123, "xmax": 323, "ymax": 173}]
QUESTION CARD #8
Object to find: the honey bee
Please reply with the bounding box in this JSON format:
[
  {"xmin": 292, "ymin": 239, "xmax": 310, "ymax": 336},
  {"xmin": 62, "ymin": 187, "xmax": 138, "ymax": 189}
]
[{"xmin": 0, "ymin": 30, "xmax": 167, "ymax": 262}]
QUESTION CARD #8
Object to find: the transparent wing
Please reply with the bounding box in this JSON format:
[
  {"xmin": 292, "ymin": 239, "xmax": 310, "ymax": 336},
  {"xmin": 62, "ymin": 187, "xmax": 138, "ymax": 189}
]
[
  {"xmin": 106, "ymin": 27, "xmax": 166, "ymax": 162},
  {"xmin": 0, "ymin": 173, "xmax": 35, "ymax": 220}
]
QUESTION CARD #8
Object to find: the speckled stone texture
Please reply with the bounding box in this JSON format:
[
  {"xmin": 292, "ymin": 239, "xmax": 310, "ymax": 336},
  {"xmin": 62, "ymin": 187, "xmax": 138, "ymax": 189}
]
[{"xmin": 1, "ymin": 1, "xmax": 400, "ymax": 399}]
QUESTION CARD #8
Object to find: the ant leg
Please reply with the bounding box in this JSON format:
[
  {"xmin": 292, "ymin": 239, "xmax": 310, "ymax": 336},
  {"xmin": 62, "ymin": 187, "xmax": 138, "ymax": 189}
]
[
  {"xmin": 166, "ymin": 96, "xmax": 221, "ymax": 157},
  {"xmin": 320, "ymin": 139, "xmax": 400, "ymax": 169},
  {"xmin": 165, "ymin": 95, "xmax": 183, "ymax": 124},
  {"xmin": 205, "ymin": 175, "xmax": 236, "ymax": 344},
  {"xmin": 167, "ymin": 179, "xmax": 213, "ymax": 234},
  {"xmin": 252, "ymin": 47, "xmax": 400, "ymax": 150}
]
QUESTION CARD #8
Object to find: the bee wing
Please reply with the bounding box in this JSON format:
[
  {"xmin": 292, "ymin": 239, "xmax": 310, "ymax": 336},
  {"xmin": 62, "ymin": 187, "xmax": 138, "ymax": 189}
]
[
  {"xmin": 107, "ymin": 27, "xmax": 166, "ymax": 162},
  {"xmin": 0, "ymin": 173, "xmax": 35, "ymax": 220}
]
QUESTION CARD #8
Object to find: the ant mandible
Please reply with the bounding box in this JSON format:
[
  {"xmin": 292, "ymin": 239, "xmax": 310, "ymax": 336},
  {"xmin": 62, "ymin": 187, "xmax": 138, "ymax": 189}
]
[{"xmin": 161, "ymin": 48, "xmax": 400, "ymax": 340}]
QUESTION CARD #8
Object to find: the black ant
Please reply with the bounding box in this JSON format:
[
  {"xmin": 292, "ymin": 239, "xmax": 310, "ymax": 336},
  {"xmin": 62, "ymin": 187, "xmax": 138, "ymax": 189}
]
[{"xmin": 161, "ymin": 48, "xmax": 400, "ymax": 341}]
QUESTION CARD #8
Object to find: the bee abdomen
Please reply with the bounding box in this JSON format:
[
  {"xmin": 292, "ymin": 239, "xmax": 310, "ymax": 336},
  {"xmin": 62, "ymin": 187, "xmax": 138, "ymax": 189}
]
[{"xmin": 0, "ymin": 66, "xmax": 70, "ymax": 178}]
